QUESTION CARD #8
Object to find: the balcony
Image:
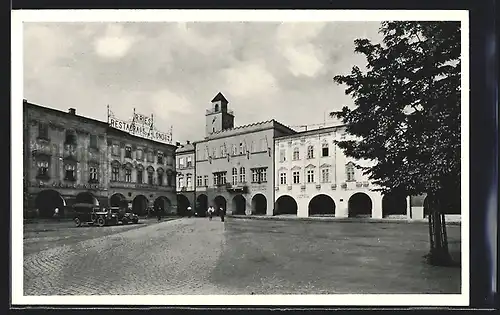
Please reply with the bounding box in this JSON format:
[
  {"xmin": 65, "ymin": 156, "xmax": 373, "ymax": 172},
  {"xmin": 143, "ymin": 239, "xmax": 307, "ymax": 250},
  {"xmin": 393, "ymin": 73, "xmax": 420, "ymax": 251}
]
[
  {"xmin": 315, "ymin": 184, "xmax": 321, "ymax": 190},
  {"xmin": 63, "ymin": 144, "xmax": 77, "ymax": 160},
  {"xmin": 226, "ymin": 183, "xmax": 248, "ymax": 193},
  {"xmin": 331, "ymin": 184, "xmax": 337, "ymax": 190},
  {"xmin": 31, "ymin": 142, "xmax": 52, "ymax": 157}
]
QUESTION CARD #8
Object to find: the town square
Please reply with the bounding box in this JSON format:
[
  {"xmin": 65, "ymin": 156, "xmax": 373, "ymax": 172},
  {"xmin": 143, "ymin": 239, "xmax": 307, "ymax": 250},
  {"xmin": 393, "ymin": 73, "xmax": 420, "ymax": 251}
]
[{"xmin": 16, "ymin": 10, "xmax": 465, "ymax": 303}]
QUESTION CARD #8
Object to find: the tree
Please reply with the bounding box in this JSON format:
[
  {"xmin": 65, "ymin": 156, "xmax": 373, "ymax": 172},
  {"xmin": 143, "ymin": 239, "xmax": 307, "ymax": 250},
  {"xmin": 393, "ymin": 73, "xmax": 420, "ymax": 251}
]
[{"xmin": 331, "ymin": 21, "xmax": 461, "ymax": 266}]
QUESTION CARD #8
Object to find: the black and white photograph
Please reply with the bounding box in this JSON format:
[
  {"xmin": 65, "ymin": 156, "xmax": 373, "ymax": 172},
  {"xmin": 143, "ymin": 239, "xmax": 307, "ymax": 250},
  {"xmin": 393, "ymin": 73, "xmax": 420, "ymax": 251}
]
[{"xmin": 11, "ymin": 10, "xmax": 469, "ymax": 306}]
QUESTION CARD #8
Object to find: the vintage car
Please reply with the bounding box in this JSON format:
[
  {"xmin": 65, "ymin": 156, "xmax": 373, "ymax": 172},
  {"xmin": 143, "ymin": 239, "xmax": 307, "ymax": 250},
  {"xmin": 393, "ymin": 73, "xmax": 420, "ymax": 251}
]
[
  {"xmin": 109, "ymin": 206, "xmax": 139, "ymax": 224},
  {"xmin": 72, "ymin": 203, "xmax": 119, "ymax": 227}
]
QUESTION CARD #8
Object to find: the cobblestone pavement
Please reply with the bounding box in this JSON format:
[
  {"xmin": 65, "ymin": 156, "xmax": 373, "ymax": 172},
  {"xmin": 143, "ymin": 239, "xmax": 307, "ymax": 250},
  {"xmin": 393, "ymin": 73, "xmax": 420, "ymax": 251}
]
[
  {"xmin": 24, "ymin": 218, "xmax": 229, "ymax": 295},
  {"xmin": 24, "ymin": 217, "xmax": 461, "ymax": 295}
]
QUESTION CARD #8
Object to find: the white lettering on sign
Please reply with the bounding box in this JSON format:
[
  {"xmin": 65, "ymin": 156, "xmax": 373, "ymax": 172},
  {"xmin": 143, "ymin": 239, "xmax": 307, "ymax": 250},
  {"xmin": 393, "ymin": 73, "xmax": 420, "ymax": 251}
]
[{"xmin": 109, "ymin": 115, "xmax": 172, "ymax": 144}]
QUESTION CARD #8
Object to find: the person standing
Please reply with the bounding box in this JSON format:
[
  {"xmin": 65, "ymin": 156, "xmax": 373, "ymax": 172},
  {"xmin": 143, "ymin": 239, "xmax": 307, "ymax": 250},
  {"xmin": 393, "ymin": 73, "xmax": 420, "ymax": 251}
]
[
  {"xmin": 219, "ymin": 207, "xmax": 225, "ymax": 222},
  {"xmin": 187, "ymin": 206, "xmax": 192, "ymax": 218},
  {"xmin": 208, "ymin": 206, "xmax": 213, "ymax": 221},
  {"xmin": 156, "ymin": 206, "xmax": 162, "ymax": 222},
  {"xmin": 53, "ymin": 207, "xmax": 60, "ymax": 221}
]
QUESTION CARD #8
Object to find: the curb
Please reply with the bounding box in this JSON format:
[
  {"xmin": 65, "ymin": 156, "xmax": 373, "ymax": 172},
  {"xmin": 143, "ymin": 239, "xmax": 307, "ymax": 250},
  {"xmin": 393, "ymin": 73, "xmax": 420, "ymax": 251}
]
[{"xmin": 227, "ymin": 215, "xmax": 462, "ymax": 225}]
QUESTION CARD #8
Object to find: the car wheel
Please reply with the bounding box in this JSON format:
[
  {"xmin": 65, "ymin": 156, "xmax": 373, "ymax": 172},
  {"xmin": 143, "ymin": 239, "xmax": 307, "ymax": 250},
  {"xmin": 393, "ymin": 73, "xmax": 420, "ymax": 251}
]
[
  {"xmin": 122, "ymin": 218, "xmax": 128, "ymax": 225},
  {"xmin": 97, "ymin": 216, "xmax": 105, "ymax": 227},
  {"xmin": 74, "ymin": 218, "xmax": 81, "ymax": 227},
  {"xmin": 133, "ymin": 218, "xmax": 138, "ymax": 224}
]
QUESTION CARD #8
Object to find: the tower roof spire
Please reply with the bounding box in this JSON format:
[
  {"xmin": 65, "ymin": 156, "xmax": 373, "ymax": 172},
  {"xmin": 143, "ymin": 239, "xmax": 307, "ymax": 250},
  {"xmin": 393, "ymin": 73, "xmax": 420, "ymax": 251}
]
[{"xmin": 211, "ymin": 92, "xmax": 228, "ymax": 103}]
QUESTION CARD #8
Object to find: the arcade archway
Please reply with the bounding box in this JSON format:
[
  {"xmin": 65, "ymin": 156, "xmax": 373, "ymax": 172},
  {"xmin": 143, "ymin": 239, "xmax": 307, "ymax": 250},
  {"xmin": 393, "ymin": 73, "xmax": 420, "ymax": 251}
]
[
  {"xmin": 76, "ymin": 192, "xmax": 99, "ymax": 206},
  {"xmin": 232, "ymin": 194, "xmax": 246, "ymax": 215},
  {"xmin": 308, "ymin": 194, "xmax": 336, "ymax": 216},
  {"xmin": 176, "ymin": 195, "xmax": 190, "ymax": 216},
  {"xmin": 382, "ymin": 192, "xmax": 407, "ymax": 218},
  {"xmin": 154, "ymin": 196, "xmax": 172, "ymax": 214},
  {"xmin": 251, "ymin": 194, "xmax": 267, "ymax": 215},
  {"xmin": 110, "ymin": 193, "xmax": 128, "ymax": 208},
  {"xmin": 196, "ymin": 194, "xmax": 208, "ymax": 215},
  {"xmin": 132, "ymin": 195, "xmax": 148, "ymax": 215},
  {"xmin": 274, "ymin": 195, "xmax": 298, "ymax": 215},
  {"xmin": 35, "ymin": 190, "xmax": 66, "ymax": 218},
  {"xmin": 214, "ymin": 195, "xmax": 227, "ymax": 215},
  {"xmin": 348, "ymin": 193, "xmax": 373, "ymax": 218}
]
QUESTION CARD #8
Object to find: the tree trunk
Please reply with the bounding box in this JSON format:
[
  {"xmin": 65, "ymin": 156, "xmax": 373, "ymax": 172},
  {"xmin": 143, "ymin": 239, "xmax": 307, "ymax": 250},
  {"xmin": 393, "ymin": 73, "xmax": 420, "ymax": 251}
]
[{"xmin": 426, "ymin": 194, "xmax": 455, "ymax": 266}]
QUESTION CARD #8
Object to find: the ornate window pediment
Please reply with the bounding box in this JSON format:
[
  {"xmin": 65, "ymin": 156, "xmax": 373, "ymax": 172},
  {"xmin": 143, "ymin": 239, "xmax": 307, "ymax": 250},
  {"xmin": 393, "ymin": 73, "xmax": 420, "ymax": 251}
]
[
  {"xmin": 278, "ymin": 166, "xmax": 288, "ymax": 172},
  {"xmin": 320, "ymin": 163, "xmax": 331, "ymax": 168},
  {"xmin": 157, "ymin": 167, "xmax": 164, "ymax": 174},
  {"xmin": 111, "ymin": 160, "xmax": 121, "ymax": 168},
  {"xmin": 146, "ymin": 166, "xmax": 155, "ymax": 173},
  {"xmin": 291, "ymin": 165, "xmax": 301, "ymax": 171},
  {"xmin": 305, "ymin": 164, "xmax": 316, "ymax": 169}
]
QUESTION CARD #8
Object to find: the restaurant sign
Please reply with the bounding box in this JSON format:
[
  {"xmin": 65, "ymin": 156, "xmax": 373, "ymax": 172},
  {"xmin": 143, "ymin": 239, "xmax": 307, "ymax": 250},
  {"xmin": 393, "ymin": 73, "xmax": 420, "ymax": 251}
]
[{"xmin": 107, "ymin": 106, "xmax": 173, "ymax": 144}]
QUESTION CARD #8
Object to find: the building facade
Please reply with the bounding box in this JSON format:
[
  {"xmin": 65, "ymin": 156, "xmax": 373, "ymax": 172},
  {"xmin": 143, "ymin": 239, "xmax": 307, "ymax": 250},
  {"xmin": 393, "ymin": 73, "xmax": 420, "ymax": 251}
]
[
  {"xmin": 194, "ymin": 93, "xmax": 296, "ymax": 215},
  {"xmin": 175, "ymin": 141, "xmax": 195, "ymax": 215},
  {"xmin": 274, "ymin": 126, "xmax": 410, "ymax": 219},
  {"xmin": 23, "ymin": 100, "xmax": 177, "ymax": 218}
]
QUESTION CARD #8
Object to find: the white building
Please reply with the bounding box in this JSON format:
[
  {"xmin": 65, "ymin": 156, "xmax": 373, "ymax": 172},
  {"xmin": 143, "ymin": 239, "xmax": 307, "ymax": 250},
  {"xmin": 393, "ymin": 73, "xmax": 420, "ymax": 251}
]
[{"xmin": 274, "ymin": 126, "xmax": 411, "ymax": 219}]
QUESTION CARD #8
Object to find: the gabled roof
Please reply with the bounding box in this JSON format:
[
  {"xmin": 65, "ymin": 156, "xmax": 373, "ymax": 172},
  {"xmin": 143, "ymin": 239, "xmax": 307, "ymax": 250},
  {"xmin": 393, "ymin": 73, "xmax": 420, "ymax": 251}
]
[{"xmin": 211, "ymin": 92, "xmax": 228, "ymax": 103}]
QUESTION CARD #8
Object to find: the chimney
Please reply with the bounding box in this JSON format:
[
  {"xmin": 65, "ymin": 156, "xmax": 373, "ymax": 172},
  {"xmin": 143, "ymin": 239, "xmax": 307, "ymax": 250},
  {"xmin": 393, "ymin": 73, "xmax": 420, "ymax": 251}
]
[
  {"xmin": 186, "ymin": 140, "xmax": 190, "ymax": 145},
  {"xmin": 68, "ymin": 108, "xmax": 76, "ymax": 115},
  {"xmin": 175, "ymin": 142, "xmax": 181, "ymax": 147}
]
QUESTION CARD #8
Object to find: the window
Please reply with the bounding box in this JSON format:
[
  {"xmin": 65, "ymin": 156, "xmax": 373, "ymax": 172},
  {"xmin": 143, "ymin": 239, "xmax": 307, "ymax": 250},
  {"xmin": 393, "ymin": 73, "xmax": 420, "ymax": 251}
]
[
  {"xmin": 125, "ymin": 146, "xmax": 132, "ymax": 159},
  {"xmin": 179, "ymin": 157, "xmax": 185, "ymax": 168},
  {"xmin": 197, "ymin": 176, "xmax": 203, "ymax": 186},
  {"xmin": 147, "ymin": 168, "xmax": 154, "ymax": 185},
  {"xmin": 147, "ymin": 151, "xmax": 154, "ymax": 162},
  {"xmin": 203, "ymin": 175, "xmax": 208, "ymax": 186},
  {"xmin": 89, "ymin": 166, "xmax": 98, "ymax": 182},
  {"xmin": 293, "ymin": 171, "xmax": 300, "ymax": 184},
  {"xmin": 307, "ymin": 145, "xmax": 314, "ymax": 159},
  {"xmin": 307, "ymin": 169, "xmax": 315, "ymax": 183},
  {"xmin": 137, "ymin": 149, "xmax": 143, "ymax": 160},
  {"xmin": 37, "ymin": 160, "xmax": 49, "ymax": 178},
  {"xmin": 179, "ymin": 177, "xmax": 184, "ymax": 188},
  {"xmin": 280, "ymin": 172, "xmax": 287, "ymax": 185},
  {"xmin": 112, "ymin": 144, "xmax": 119, "ymax": 156},
  {"xmin": 65, "ymin": 130, "xmax": 76, "ymax": 144},
  {"xmin": 213, "ymin": 172, "xmax": 227, "ymax": 186},
  {"xmin": 166, "ymin": 155, "xmax": 173, "ymax": 166},
  {"xmin": 186, "ymin": 156, "xmax": 192, "ymax": 167},
  {"xmin": 64, "ymin": 164, "xmax": 76, "ymax": 181},
  {"xmin": 346, "ymin": 163, "xmax": 355, "ymax": 182},
  {"xmin": 279, "ymin": 149, "xmax": 286, "ymax": 162},
  {"xmin": 187, "ymin": 175, "xmax": 192, "ymax": 189},
  {"xmin": 239, "ymin": 142, "xmax": 244, "ymax": 155},
  {"xmin": 111, "ymin": 165, "xmax": 119, "ymax": 181},
  {"xmin": 322, "ymin": 143, "xmax": 329, "ymax": 157},
  {"xmin": 251, "ymin": 168, "xmax": 267, "ymax": 183},
  {"xmin": 90, "ymin": 135, "xmax": 98, "ymax": 149},
  {"xmin": 293, "ymin": 148, "xmax": 299, "ymax": 160},
  {"xmin": 157, "ymin": 153, "xmax": 164, "ymax": 164},
  {"xmin": 220, "ymin": 145, "xmax": 225, "ymax": 157},
  {"xmin": 232, "ymin": 144, "xmax": 238, "ymax": 155},
  {"xmin": 125, "ymin": 168, "xmax": 132, "ymax": 182},
  {"xmin": 239, "ymin": 167, "xmax": 246, "ymax": 183},
  {"xmin": 166, "ymin": 171, "xmax": 173, "ymax": 186},
  {"xmin": 321, "ymin": 168, "xmax": 330, "ymax": 183},
  {"xmin": 232, "ymin": 167, "xmax": 238, "ymax": 185},
  {"xmin": 158, "ymin": 173, "xmax": 163, "ymax": 185},
  {"xmin": 260, "ymin": 139, "xmax": 267, "ymax": 151},
  {"xmin": 137, "ymin": 169, "xmax": 143, "ymax": 184},
  {"xmin": 38, "ymin": 123, "xmax": 49, "ymax": 140}
]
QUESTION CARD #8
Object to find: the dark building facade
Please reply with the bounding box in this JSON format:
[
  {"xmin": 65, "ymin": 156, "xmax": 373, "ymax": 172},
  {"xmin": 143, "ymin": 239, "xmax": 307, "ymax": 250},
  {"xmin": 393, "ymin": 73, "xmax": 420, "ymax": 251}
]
[{"xmin": 23, "ymin": 100, "xmax": 177, "ymax": 218}]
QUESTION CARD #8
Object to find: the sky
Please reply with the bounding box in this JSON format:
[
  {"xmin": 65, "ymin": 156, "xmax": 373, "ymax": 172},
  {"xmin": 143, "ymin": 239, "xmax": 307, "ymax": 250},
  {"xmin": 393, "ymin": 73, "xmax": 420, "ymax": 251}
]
[{"xmin": 23, "ymin": 21, "xmax": 383, "ymax": 144}]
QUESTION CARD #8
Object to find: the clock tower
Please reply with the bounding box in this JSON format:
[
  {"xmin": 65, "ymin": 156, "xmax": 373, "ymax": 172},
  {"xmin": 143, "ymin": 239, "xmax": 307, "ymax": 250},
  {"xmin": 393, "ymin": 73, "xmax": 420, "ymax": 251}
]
[{"xmin": 205, "ymin": 92, "xmax": 234, "ymax": 137}]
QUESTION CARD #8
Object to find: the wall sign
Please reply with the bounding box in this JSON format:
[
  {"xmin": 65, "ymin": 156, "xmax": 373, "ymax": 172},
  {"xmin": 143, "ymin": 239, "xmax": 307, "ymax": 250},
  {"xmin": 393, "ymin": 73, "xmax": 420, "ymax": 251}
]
[{"xmin": 107, "ymin": 106, "xmax": 173, "ymax": 144}]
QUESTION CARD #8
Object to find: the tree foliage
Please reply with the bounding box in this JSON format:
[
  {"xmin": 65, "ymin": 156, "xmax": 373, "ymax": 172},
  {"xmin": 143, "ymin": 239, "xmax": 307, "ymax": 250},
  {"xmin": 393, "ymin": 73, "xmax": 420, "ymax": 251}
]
[{"xmin": 331, "ymin": 21, "xmax": 461, "ymax": 205}]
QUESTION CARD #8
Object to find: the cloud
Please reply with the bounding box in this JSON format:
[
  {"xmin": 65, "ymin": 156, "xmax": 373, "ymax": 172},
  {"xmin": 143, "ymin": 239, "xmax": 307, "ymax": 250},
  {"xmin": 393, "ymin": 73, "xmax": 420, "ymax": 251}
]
[
  {"xmin": 94, "ymin": 24, "xmax": 136, "ymax": 59},
  {"xmin": 150, "ymin": 89, "xmax": 193, "ymax": 116},
  {"xmin": 275, "ymin": 22, "xmax": 327, "ymax": 77},
  {"xmin": 223, "ymin": 61, "xmax": 278, "ymax": 98}
]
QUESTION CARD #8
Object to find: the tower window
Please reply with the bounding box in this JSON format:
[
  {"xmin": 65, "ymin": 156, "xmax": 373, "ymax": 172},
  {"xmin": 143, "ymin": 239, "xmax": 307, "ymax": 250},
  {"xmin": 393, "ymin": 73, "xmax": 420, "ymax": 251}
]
[{"xmin": 214, "ymin": 104, "xmax": 219, "ymax": 112}]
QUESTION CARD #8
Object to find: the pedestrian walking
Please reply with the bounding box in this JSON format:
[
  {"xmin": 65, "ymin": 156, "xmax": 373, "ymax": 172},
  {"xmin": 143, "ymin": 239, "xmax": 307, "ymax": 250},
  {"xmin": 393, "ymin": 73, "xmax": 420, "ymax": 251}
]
[
  {"xmin": 219, "ymin": 207, "xmax": 225, "ymax": 222},
  {"xmin": 208, "ymin": 206, "xmax": 213, "ymax": 221},
  {"xmin": 187, "ymin": 206, "xmax": 192, "ymax": 218},
  {"xmin": 156, "ymin": 206, "xmax": 162, "ymax": 222},
  {"xmin": 53, "ymin": 207, "xmax": 60, "ymax": 221}
]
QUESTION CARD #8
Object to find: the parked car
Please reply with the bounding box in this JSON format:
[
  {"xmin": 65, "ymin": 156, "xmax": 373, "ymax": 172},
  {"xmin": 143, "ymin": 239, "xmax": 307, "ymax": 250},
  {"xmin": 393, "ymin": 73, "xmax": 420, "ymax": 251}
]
[
  {"xmin": 109, "ymin": 206, "xmax": 139, "ymax": 224},
  {"xmin": 72, "ymin": 203, "xmax": 118, "ymax": 227}
]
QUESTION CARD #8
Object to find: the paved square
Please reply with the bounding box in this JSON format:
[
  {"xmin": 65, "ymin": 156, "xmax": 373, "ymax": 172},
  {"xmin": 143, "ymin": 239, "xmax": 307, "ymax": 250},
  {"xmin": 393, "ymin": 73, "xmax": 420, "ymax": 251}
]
[{"xmin": 23, "ymin": 217, "xmax": 461, "ymax": 295}]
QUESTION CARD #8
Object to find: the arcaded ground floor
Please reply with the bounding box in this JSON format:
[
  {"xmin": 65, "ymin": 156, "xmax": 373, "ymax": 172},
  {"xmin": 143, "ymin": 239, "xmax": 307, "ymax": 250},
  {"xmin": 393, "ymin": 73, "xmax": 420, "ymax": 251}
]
[
  {"xmin": 25, "ymin": 187, "xmax": 178, "ymax": 218},
  {"xmin": 23, "ymin": 217, "xmax": 461, "ymax": 295}
]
